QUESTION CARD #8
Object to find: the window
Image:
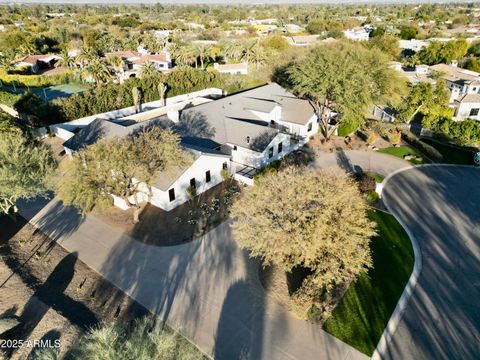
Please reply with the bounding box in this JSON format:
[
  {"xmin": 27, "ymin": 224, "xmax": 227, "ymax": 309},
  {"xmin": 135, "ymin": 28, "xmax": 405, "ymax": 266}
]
[
  {"xmin": 470, "ymin": 108, "xmax": 479, "ymax": 116},
  {"xmin": 206, "ymin": 170, "xmax": 211, "ymax": 183},
  {"xmin": 168, "ymin": 188, "xmax": 175, "ymax": 202},
  {"xmin": 190, "ymin": 178, "xmax": 196, "ymax": 189},
  {"xmin": 222, "ymin": 162, "xmax": 228, "ymax": 170},
  {"xmin": 278, "ymin": 142, "xmax": 283, "ymax": 153},
  {"xmin": 268, "ymin": 147, "xmax": 274, "ymax": 158},
  {"xmin": 307, "ymin": 122, "xmax": 313, "ymax": 131}
]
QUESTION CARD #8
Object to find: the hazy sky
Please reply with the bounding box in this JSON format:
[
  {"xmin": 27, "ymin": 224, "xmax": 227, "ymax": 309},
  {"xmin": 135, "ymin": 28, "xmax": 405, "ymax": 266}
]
[{"xmin": 1, "ymin": 0, "xmax": 472, "ymax": 4}]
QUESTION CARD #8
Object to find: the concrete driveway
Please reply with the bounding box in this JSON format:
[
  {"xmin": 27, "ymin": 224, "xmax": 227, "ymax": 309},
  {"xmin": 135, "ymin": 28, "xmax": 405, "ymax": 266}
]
[
  {"xmin": 381, "ymin": 165, "xmax": 480, "ymax": 360},
  {"xmin": 18, "ymin": 197, "xmax": 367, "ymax": 360}
]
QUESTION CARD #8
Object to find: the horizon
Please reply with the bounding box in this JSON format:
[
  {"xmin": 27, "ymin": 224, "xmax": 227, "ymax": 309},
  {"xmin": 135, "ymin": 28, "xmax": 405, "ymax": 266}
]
[{"xmin": 1, "ymin": 0, "xmax": 476, "ymax": 5}]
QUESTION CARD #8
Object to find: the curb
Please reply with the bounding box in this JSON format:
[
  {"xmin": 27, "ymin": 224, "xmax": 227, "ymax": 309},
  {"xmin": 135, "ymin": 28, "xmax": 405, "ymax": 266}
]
[{"xmin": 371, "ymin": 163, "xmax": 479, "ymax": 360}]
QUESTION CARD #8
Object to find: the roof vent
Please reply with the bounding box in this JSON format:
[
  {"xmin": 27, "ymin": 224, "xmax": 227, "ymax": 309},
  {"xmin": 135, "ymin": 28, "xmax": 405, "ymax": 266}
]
[{"xmin": 246, "ymin": 136, "xmax": 250, "ymax": 143}]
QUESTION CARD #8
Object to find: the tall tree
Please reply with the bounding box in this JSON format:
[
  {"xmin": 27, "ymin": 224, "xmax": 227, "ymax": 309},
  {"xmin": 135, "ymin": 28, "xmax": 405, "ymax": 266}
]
[
  {"xmin": 287, "ymin": 42, "xmax": 406, "ymax": 140},
  {"xmin": 56, "ymin": 128, "xmax": 190, "ymax": 223},
  {"xmin": 158, "ymin": 82, "xmax": 167, "ymax": 106},
  {"xmin": 139, "ymin": 61, "xmax": 157, "ymax": 78},
  {"xmin": 82, "ymin": 58, "xmax": 112, "ymax": 85},
  {"xmin": 231, "ymin": 166, "xmax": 376, "ymax": 318},
  {"xmin": 55, "ymin": 48, "xmax": 77, "ymax": 70},
  {"xmin": 0, "ymin": 134, "xmax": 56, "ymax": 217},
  {"xmin": 132, "ymin": 86, "xmax": 142, "ymax": 113}
]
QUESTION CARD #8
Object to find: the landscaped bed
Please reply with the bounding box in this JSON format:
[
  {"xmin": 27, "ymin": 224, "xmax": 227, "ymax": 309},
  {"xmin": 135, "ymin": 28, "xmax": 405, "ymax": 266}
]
[
  {"xmin": 322, "ymin": 209, "xmax": 414, "ymax": 356},
  {"xmin": 377, "ymin": 145, "xmax": 427, "ymax": 165},
  {"xmin": 0, "ymin": 215, "xmax": 149, "ymax": 358},
  {"xmin": 421, "ymin": 138, "xmax": 477, "ymax": 165},
  {"xmin": 94, "ymin": 179, "xmax": 240, "ymax": 246}
]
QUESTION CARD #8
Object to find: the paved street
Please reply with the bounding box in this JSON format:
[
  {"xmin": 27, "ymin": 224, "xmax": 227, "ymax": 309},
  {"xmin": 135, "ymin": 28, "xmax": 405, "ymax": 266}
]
[
  {"xmin": 382, "ymin": 165, "xmax": 480, "ymax": 360},
  {"xmin": 18, "ymin": 197, "xmax": 366, "ymax": 360}
]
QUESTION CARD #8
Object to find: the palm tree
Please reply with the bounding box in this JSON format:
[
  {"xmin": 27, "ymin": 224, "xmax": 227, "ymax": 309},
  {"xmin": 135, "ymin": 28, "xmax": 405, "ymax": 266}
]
[
  {"xmin": 243, "ymin": 40, "xmax": 268, "ymax": 69},
  {"xmin": 173, "ymin": 45, "xmax": 197, "ymax": 67},
  {"xmin": 194, "ymin": 44, "xmax": 215, "ymax": 69},
  {"xmin": 77, "ymin": 48, "xmax": 99, "ymax": 67},
  {"xmin": 132, "ymin": 86, "xmax": 142, "ymax": 113},
  {"xmin": 223, "ymin": 41, "xmax": 244, "ymax": 62},
  {"xmin": 158, "ymin": 83, "xmax": 167, "ymax": 106},
  {"xmin": 106, "ymin": 54, "xmax": 123, "ymax": 81},
  {"xmin": 82, "ymin": 59, "xmax": 112, "ymax": 86},
  {"xmin": 55, "ymin": 49, "xmax": 77, "ymax": 70},
  {"xmin": 139, "ymin": 61, "xmax": 157, "ymax": 78}
]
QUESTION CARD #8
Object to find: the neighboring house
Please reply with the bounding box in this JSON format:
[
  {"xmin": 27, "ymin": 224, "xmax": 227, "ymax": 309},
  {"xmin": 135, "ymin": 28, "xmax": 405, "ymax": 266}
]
[
  {"xmin": 105, "ymin": 50, "xmax": 172, "ymax": 80},
  {"xmin": 59, "ymin": 83, "xmax": 317, "ymax": 211},
  {"xmin": 13, "ymin": 54, "xmax": 60, "ymax": 74},
  {"xmin": 343, "ymin": 27, "xmax": 370, "ymax": 41},
  {"xmin": 284, "ymin": 35, "xmax": 322, "ymax": 47},
  {"xmin": 213, "ymin": 62, "xmax": 248, "ymax": 75},
  {"xmin": 399, "ymin": 39, "xmax": 428, "ymax": 53},
  {"xmin": 371, "ymin": 105, "xmax": 395, "ymax": 123},
  {"xmin": 430, "ymin": 63, "xmax": 480, "ymax": 121},
  {"xmin": 284, "ymin": 24, "xmax": 303, "ymax": 33}
]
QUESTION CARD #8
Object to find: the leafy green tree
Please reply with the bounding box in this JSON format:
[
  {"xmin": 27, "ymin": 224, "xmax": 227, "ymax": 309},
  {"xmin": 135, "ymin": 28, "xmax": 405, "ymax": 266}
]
[
  {"xmin": 56, "ymin": 128, "xmax": 190, "ymax": 223},
  {"xmin": 464, "ymin": 57, "xmax": 480, "ymax": 73},
  {"xmin": 0, "ymin": 134, "xmax": 56, "ymax": 217},
  {"xmin": 368, "ymin": 34, "xmax": 400, "ymax": 60},
  {"xmin": 396, "ymin": 81, "xmax": 451, "ymax": 123},
  {"xmin": 231, "ymin": 166, "xmax": 376, "ymax": 319},
  {"xmin": 287, "ymin": 42, "xmax": 406, "ymax": 140},
  {"xmin": 370, "ymin": 27, "xmax": 386, "ymax": 38},
  {"xmin": 194, "ymin": 44, "xmax": 216, "ymax": 69},
  {"xmin": 415, "ymin": 40, "xmax": 469, "ymax": 65},
  {"xmin": 399, "ymin": 25, "xmax": 418, "ymax": 40}
]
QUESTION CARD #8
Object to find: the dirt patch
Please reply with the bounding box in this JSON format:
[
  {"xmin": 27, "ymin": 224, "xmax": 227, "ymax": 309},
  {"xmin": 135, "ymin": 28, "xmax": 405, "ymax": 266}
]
[
  {"xmin": 94, "ymin": 180, "xmax": 241, "ymax": 246},
  {"xmin": 0, "ymin": 215, "xmax": 149, "ymax": 359},
  {"xmin": 312, "ymin": 134, "xmax": 391, "ymax": 153}
]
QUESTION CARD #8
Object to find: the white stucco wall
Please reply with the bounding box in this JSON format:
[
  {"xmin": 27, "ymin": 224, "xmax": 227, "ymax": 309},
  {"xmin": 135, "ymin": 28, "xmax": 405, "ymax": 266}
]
[
  {"xmin": 230, "ymin": 132, "xmax": 292, "ymax": 168},
  {"xmin": 144, "ymin": 154, "xmax": 229, "ymax": 211},
  {"xmin": 454, "ymin": 101, "xmax": 480, "ymax": 121}
]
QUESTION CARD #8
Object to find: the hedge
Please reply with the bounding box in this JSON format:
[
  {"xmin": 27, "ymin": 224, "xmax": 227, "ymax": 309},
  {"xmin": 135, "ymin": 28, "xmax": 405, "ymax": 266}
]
[
  {"xmin": 0, "ymin": 90, "xmax": 21, "ymax": 107},
  {"xmin": 401, "ymin": 130, "xmax": 444, "ymax": 162},
  {"xmin": 0, "ymin": 70, "xmax": 78, "ymax": 88}
]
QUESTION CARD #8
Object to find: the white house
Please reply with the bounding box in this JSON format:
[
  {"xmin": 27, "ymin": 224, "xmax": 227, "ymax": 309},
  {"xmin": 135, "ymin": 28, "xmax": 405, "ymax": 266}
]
[
  {"xmin": 13, "ymin": 54, "xmax": 60, "ymax": 74},
  {"xmin": 105, "ymin": 50, "xmax": 172, "ymax": 80},
  {"xmin": 213, "ymin": 62, "xmax": 248, "ymax": 75},
  {"xmin": 343, "ymin": 27, "xmax": 370, "ymax": 41},
  {"xmin": 59, "ymin": 83, "xmax": 317, "ymax": 211},
  {"xmin": 430, "ymin": 63, "xmax": 480, "ymax": 121}
]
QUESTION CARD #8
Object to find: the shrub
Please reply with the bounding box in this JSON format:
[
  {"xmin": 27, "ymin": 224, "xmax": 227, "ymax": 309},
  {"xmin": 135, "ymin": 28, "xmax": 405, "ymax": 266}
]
[
  {"xmin": 364, "ymin": 190, "xmax": 380, "ymax": 205},
  {"xmin": 338, "ymin": 118, "xmax": 361, "ymax": 136},
  {"xmin": 355, "ymin": 172, "xmax": 377, "ymax": 193},
  {"xmin": 0, "ymin": 70, "xmax": 76, "ymax": 88},
  {"xmin": 401, "ymin": 130, "xmax": 443, "ymax": 162},
  {"xmin": 0, "ymin": 90, "xmax": 21, "ymax": 107},
  {"xmin": 366, "ymin": 132, "xmax": 379, "ymax": 145},
  {"xmin": 388, "ymin": 131, "xmax": 402, "ymax": 145}
]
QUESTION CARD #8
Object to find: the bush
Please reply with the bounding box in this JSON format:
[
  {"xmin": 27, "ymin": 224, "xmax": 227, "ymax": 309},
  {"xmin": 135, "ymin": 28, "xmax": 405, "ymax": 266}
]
[
  {"xmin": 0, "ymin": 70, "xmax": 76, "ymax": 88},
  {"xmin": 364, "ymin": 190, "xmax": 380, "ymax": 205},
  {"xmin": 388, "ymin": 131, "xmax": 402, "ymax": 145},
  {"xmin": 0, "ymin": 90, "xmax": 21, "ymax": 107},
  {"xmin": 355, "ymin": 172, "xmax": 377, "ymax": 193},
  {"xmin": 338, "ymin": 119, "xmax": 361, "ymax": 136},
  {"xmin": 366, "ymin": 132, "xmax": 379, "ymax": 146},
  {"xmin": 401, "ymin": 130, "xmax": 443, "ymax": 162}
]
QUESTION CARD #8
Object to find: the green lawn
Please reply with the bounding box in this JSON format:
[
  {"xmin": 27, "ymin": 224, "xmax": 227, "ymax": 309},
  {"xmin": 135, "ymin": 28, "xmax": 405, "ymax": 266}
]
[
  {"xmin": 323, "ymin": 210, "xmax": 414, "ymax": 356},
  {"xmin": 366, "ymin": 172, "xmax": 384, "ymax": 183},
  {"xmin": 421, "ymin": 138, "xmax": 476, "ymax": 165},
  {"xmin": 377, "ymin": 145, "xmax": 426, "ymax": 165}
]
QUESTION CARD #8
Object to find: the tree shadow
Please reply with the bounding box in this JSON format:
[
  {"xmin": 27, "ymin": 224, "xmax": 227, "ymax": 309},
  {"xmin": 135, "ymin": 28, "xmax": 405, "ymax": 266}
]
[
  {"xmin": 1, "ymin": 253, "xmax": 98, "ymax": 358},
  {"xmin": 176, "ymin": 111, "xmax": 216, "ymax": 139},
  {"xmin": 27, "ymin": 329, "xmax": 61, "ymax": 360}
]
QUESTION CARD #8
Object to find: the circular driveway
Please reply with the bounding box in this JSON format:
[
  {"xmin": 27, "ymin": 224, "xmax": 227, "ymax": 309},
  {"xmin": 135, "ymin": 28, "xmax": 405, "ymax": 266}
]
[{"xmin": 382, "ymin": 165, "xmax": 480, "ymax": 360}]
